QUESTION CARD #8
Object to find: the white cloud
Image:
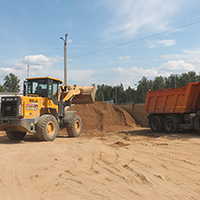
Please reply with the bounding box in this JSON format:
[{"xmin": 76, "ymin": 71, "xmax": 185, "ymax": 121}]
[
  {"xmin": 21, "ymin": 54, "xmax": 53, "ymax": 66},
  {"xmin": 102, "ymin": 0, "xmax": 185, "ymax": 38},
  {"xmin": 158, "ymin": 60, "xmax": 195, "ymax": 72},
  {"xmin": 111, "ymin": 66, "xmax": 158, "ymax": 78},
  {"xmin": 161, "ymin": 54, "xmax": 181, "ymax": 60},
  {"xmin": 118, "ymin": 55, "xmax": 131, "ymax": 60},
  {"xmin": 0, "ymin": 67, "xmax": 13, "ymax": 80},
  {"xmin": 109, "ymin": 66, "xmax": 160, "ymax": 88},
  {"xmin": 15, "ymin": 54, "xmax": 57, "ymax": 76},
  {"xmin": 68, "ymin": 39, "xmax": 73, "ymax": 43},
  {"xmin": 161, "ymin": 48, "xmax": 200, "ymax": 61},
  {"xmin": 108, "ymin": 59, "xmax": 197, "ymax": 88},
  {"xmin": 0, "ymin": 53, "xmax": 96, "ymax": 88},
  {"xmin": 0, "ymin": 54, "xmax": 57, "ymax": 85},
  {"xmin": 1, "ymin": 46, "xmax": 200, "ymax": 91},
  {"xmin": 184, "ymin": 58, "xmax": 200, "ymax": 71},
  {"xmin": 158, "ymin": 39, "xmax": 176, "ymax": 46},
  {"xmin": 15, "ymin": 62, "xmax": 43, "ymax": 70},
  {"xmin": 182, "ymin": 49, "xmax": 200, "ymax": 58},
  {"xmin": 149, "ymin": 39, "xmax": 176, "ymax": 49}
]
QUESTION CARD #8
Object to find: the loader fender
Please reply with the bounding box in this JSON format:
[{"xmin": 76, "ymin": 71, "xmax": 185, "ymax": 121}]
[{"xmin": 63, "ymin": 111, "xmax": 77, "ymax": 124}]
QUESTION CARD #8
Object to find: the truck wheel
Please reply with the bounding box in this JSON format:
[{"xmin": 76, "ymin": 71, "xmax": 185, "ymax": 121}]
[
  {"xmin": 172, "ymin": 115, "xmax": 181, "ymax": 133},
  {"xmin": 150, "ymin": 116, "xmax": 162, "ymax": 132},
  {"xmin": 6, "ymin": 131, "xmax": 26, "ymax": 140},
  {"xmin": 36, "ymin": 114, "xmax": 58, "ymax": 141},
  {"xmin": 163, "ymin": 116, "xmax": 177, "ymax": 133},
  {"xmin": 67, "ymin": 114, "xmax": 82, "ymax": 137}
]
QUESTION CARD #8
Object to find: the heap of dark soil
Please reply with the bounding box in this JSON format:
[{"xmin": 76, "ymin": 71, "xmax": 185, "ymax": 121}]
[{"xmin": 68, "ymin": 101, "xmax": 137, "ymax": 132}]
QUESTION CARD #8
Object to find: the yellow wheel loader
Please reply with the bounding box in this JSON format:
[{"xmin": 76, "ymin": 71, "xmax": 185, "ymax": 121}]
[{"xmin": 0, "ymin": 76, "xmax": 96, "ymax": 141}]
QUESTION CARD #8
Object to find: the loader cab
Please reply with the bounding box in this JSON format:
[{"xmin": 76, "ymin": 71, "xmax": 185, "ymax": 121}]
[{"xmin": 25, "ymin": 77, "xmax": 63, "ymax": 103}]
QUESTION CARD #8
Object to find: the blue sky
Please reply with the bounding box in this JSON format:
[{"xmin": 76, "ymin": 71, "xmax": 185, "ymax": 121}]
[{"xmin": 0, "ymin": 0, "xmax": 200, "ymax": 89}]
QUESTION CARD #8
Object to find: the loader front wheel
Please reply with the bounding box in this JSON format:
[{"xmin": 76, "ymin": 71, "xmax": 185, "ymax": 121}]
[
  {"xmin": 36, "ymin": 114, "xmax": 58, "ymax": 141},
  {"xmin": 6, "ymin": 131, "xmax": 26, "ymax": 140},
  {"xmin": 67, "ymin": 114, "xmax": 82, "ymax": 137}
]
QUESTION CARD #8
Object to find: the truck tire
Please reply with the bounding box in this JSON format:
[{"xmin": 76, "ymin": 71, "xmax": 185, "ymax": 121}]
[
  {"xmin": 172, "ymin": 114, "xmax": 181, "ymax": 133},
  {"xmin": 6, "ymin": 131, "xmax": 26, "ymax": 140},
  {"xmin": 150, "ymin": 116, "xmax": 162, "ymax": 132},
  {"xmin": 163, "ymin": 116, "xmax": 177, "ymax": 133},
  {"xmin": 36, "ymin": 114, "xmax": 58, "ymax": 141},
  {"xmin": 67, "ymin": 114, "xmax": 82, "ymax": 137}
]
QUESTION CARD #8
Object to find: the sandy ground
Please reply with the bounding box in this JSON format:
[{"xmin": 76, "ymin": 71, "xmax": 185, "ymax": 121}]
[{"xmin": 0, "ymin": 128, "xmax": 200, "ymax": 200}]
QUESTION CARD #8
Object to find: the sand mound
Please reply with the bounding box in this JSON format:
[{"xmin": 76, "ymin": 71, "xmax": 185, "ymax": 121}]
[
  {"xmin": 68, "ymin": 101, "xmax": 137, "ymax": 132},
  {"xmin": 133, "ymin": 103, "xmax": 149, "ymax": 127}
]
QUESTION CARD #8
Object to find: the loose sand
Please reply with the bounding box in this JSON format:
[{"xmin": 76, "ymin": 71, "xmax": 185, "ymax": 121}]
[
  {"xmin": 68, "ymin": 101, "xmax": 137, "ymax": 132},
  {"xmin": 0, "ymin": 102, "xmax": 200, "ymax": 199}
]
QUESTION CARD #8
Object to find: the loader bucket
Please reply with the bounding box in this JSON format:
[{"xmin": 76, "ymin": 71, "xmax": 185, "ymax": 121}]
[{"xmin": 72, "ymin": 86, "xmax": 97, "ymax": 104}]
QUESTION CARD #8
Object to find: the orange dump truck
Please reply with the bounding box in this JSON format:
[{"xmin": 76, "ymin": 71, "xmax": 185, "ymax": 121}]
[{"xmin": 144, "ymin": 82, "xmax": 200, "ymax": 133}]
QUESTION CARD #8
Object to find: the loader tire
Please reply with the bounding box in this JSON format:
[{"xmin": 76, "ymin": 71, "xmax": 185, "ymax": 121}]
[
  {"xmin": 36, "ymin": 114, "xmax": 58, "ymax": 141},
  {"xmin": 6, "ymin": 131, "xmax": 26, "ymax": 140},
  {"xmin": 67, "ymin": 114, "xmax": 82, "ymax": 137}
]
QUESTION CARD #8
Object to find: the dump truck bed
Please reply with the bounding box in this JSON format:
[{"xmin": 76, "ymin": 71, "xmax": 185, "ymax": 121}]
[{"xmin": 144, "ymin": 82, "xmax": 200, "ymax": 114}]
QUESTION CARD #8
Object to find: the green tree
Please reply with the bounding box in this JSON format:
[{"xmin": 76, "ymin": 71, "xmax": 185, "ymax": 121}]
[
  {"xmin": 188, "ymin": 71, "xmax": 200, "ymax": 82},
  {"xmin": 136, "ymin": 76, "xmax": 150, "ymax": 103},
  {"xmin": 174, "ymin": 71, "xmax": 200, "ymax": 88},
  {"xmin": 177, "ymin": 72, "xmax": 189, "ymax": 87},
  {"xmin": 95, "ymin": 71, "xmax": 200, "ymax": 105},
  {"xmin": 116, "ymin": 84, "xmax": 126, "ymax": 104},
  {"xmin": 3, "ymin": 73, "xmax": 20, "ymax": 92},
  {"xmin": 153, "ymin": 76, "xmax": 165, "ymax": 90},
  {"xmin": 125, "ymin": 86, "xmax": 136, "ymax": 104},
  {"xmin": 98, "ymin": 91, "xmax": 105, "ymax": 101},
  {"xmin": 104, "ymin": 85, "xmax": 115, "ymax": 101},
  {"xmin": 0, "ymin": 84, "xmax": 5, "ymax": 92},
  {"xmin": 164, "ymin": 74, "xmax": 178, "ymax": 89},
  {"xmin": 96, "ymin": 84, "xmax": 117, "ymax": 103}
]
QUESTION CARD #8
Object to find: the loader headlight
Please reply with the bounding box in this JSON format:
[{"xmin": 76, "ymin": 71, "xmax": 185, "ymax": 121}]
[{"xmin": 4, "ymin": 98, "xmax": 13, "ymax": 101}]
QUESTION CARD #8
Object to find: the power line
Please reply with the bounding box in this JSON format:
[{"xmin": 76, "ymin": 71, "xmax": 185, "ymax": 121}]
[{"xmin": 69, "ymin": 20, "xmax": 200, "ymax": 59}]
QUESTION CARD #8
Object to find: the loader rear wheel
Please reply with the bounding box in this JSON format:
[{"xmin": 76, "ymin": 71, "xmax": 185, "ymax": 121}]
[
  {"xmin": 67, "ymin": 114, "xmax": 82, "ymax": 137},
  {"xmin": 36, "ymin": 114, "xmax": 58, "ymax": 141},
  {"xmin": 6, "ymin": 131, "xmax": 26, "ymax": 140},
  {"xmin": 150, "ymin": 116, "xmax": 162, "ymax": 132}
]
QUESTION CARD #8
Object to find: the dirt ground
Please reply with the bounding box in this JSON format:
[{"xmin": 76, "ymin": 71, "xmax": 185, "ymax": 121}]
[
  {"xmin": 0, "ymin": 129, "xmax": 200, "ymax": 200},
  {"xmin": 0, "ymin": 102, "xmax": 200, "ymax": 199}
]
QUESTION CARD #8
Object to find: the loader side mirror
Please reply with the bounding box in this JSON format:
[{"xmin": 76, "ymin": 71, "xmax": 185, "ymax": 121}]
[{"xmin": 23, "ymin": 81, "xmax": 28, "ymax": 96}]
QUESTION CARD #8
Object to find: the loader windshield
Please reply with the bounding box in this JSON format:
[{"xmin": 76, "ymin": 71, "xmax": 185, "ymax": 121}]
[
  {"xmin": 26, "ymin": 77, "xmax": 62, "ymax": 99},
  {"xmin": 27, "ymin": 79, "xmax": 48, "ymax": 97}
]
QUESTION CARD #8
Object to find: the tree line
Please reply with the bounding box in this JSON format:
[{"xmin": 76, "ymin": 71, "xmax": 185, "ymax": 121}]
[{"xmin": 95, "ymin": 71, "xmax": 200, "ymax": 104}]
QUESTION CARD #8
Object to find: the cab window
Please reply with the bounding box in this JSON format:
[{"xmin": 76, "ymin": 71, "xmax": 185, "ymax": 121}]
[
  {"xmin": 27, "ymin": 79, "xmax": 48, "ymax": 97},
  {"xmin": 48, "ymin": 80, "xmax": 58, "ymax": 98}
]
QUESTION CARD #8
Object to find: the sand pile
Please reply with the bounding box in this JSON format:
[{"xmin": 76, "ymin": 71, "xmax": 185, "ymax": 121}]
[
  {"xmin": 133, "ymin": 103, "xmax": 149, "ymax": 127},
  {"xmin": 68, "ymin": 101, "xmax": 137, "ymax": 132}
]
